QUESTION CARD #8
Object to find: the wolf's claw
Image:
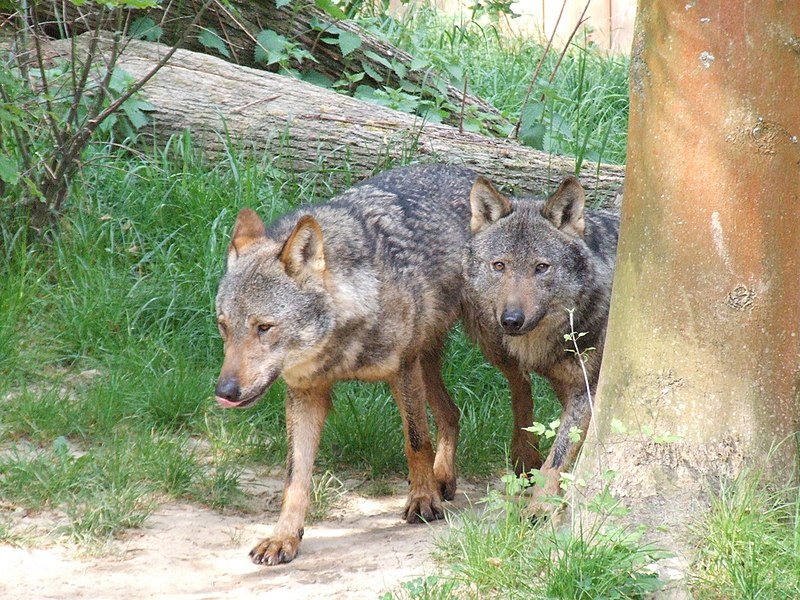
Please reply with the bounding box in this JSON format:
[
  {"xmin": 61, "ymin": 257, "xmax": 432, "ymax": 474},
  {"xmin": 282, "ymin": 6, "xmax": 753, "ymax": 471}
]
[
  {"xmin": 403, "ymin": 492, "xmax": 445, "ymax": 523},
  {"xmin": 438, "ymin": 478, "xmax": 457, "ymax": 502},
  {"xmin": 249, "ymin": 535, "xmax": 301, "ymax": 566}
]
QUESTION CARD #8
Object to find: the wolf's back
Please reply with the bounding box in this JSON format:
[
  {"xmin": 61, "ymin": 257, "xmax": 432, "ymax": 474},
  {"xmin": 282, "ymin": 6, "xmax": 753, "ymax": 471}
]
[
  {"xmin": 268, "ymin": 164, "xmax": 477, "ymax": 280},
  {"xmin": 333, "ymin": 164, "xmax": 476, "ymax": 246}
]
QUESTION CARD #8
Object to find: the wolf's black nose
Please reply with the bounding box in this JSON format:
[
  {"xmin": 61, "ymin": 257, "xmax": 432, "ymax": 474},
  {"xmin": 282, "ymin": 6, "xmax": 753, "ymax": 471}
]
[
  {"xmin": 215, "ymin": 377, "xmax": 240, "ymax": 401},
  {"xmin": 500, "ymin": 308, "xmax": 525, "ymax": 333}
]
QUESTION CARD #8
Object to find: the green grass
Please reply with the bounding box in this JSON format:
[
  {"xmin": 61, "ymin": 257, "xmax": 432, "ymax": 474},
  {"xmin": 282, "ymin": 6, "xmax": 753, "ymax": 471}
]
[
  {"xmin": 381, "ymin": 479, "xmax": 664, "ymax": 599},
  {"xmin": 689, "ymin": 469, "xmax": 800, "ymax": 599},
  {"xmin": 367, "ymin": 7, "xmax": 630, "ymax": 167}
]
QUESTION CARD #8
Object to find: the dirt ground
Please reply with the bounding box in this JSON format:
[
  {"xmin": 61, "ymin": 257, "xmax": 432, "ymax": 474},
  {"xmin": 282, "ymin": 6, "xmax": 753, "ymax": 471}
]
[{"xmin": 1, "ymin": 475, "xmax": 490, "ymax": 600}]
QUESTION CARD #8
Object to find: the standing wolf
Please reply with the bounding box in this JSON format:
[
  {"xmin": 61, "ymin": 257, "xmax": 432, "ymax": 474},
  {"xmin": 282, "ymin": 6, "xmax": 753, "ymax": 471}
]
[
  {"xmin": 464, "ymin": 175, "xmax": 620, "ymax": 509},
  {"xmin": 215, "ymin": 164, "xmax": 483, "ymax": 566}
]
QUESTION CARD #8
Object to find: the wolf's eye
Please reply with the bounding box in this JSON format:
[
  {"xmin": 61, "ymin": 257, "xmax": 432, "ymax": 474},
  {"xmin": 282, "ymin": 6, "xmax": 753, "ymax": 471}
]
[
  {"xmin": 491, "ymin": 261, "xmax": 505, "ymax": 272},
  {"xmin": 534, "ymin": 262, "xmax": 550, "ymax": 274},
  {"xmin": 257, "ymin": 323, "xmax": 273, "ymax": 334}
]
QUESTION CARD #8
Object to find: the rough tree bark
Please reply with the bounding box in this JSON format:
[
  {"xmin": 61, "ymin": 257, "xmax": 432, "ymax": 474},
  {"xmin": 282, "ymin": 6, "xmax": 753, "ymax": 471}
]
[
  {"xmin": 573, "ymin": 0, "xmax": 800, "ymax": 586},
  {"xmin": 43, "ymin": 36, "xmax": 625, "ymax": 203},
  {"xmin": 35, "ymin": 1, "xmax": 513, "ymax": 135}
]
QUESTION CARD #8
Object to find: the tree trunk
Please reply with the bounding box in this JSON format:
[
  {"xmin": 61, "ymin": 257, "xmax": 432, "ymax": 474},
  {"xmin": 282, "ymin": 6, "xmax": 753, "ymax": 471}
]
[
  {"xmin": 35, "ymin": 1, "xmax": 513, "ymax": 135},
  {"xmin": 573, "ymin": 0, "xmax": 800, "ymax": 586},
  {"xmin": 43, "ymin": 36, "xmax": 625, "ymax": 204}
]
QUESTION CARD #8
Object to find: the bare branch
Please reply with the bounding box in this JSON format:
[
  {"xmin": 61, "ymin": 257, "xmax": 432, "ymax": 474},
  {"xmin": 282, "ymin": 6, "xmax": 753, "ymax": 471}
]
[
  {"xmin": 546, "ymin": 1, "xmax": 592, "ymax": 90},
  {"xmin": 53, "ymin": 0, "xmax": 215, "ymax": 193},
  {"xmin": 512, "ymin": 0, "xmax": 567, "ymax": 139}
]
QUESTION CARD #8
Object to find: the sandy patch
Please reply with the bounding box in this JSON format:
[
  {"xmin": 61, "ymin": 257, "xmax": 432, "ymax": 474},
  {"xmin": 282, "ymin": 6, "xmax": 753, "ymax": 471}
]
[{"xmin": 1, "ymin": 477, "xmax": 490, "ymax": 600}]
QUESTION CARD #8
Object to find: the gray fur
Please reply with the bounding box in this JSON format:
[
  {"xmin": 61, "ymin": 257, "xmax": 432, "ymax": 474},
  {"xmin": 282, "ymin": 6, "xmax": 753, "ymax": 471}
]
[
  {"xmin": 464, "ymin": 175, "xmax": 620, "ymax": 507},
  {"xmin": 215, "ymin": 164, "xmax": 479, "ymax": 566}
]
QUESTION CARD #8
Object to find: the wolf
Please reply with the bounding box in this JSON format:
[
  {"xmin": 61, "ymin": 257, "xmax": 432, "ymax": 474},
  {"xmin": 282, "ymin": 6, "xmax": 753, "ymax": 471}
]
[
  {"xmin": 464, "ymin": 175, "xmax": 620, "ymax": 509},
  {"xmin": 214, "ymin": 164, "xmax": 486, "ymax": 566}
]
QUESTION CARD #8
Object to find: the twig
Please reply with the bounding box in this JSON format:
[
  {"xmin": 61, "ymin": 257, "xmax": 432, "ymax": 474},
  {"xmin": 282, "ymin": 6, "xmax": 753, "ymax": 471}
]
[
  {"xmin": 29, "ymin": 7, "xmax": 66, "ymax": 149},
  {"xmin": 64, "ymin": 5, "xmax": 104, "ymax": 140},
  {"xmin": 55, "ymin": 0, "xmax": 215, "ymax": 186},
  {"xmin": 545, "ymin": 0, "xmax": 592, "ymax": 91},
  {"xmin": 567, "ymin": 308, "xmax": 597, "ymax": 443},
  {"xmin": 230, "ymin": 94, "xmax": 280, "ymax": 114},
  {"xmin": 512, "ymin": 0, "xmax": 567, "ymax": 139},
  {"xmin": 458, "ymin": 72, "xmax": 468, "ymax": 134}
]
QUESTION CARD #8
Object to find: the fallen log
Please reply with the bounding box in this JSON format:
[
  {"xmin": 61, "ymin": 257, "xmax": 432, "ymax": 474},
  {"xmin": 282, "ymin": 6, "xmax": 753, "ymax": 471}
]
[
  {"xmin": 47, "ymin": 37, "xmax": 625, "ymax": 203},
  {"xmin": 34, "ymin": 1, "xmax": 514, "ymax": 136}
]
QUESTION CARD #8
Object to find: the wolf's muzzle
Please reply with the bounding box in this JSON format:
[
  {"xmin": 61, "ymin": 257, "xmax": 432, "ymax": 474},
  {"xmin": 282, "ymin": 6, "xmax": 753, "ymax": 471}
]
[
  {"xmin": 500, "ymin": 308, "xmax": 526, "ymax": 334},
  {"xmin": 215, "ymin": 377, "xmax": 240, "ymax": 403}
]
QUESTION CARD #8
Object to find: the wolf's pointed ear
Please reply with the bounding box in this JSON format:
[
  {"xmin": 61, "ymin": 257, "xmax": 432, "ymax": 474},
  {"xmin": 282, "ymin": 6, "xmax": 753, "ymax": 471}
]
[
  {"xmin": 542, "ymin": 176, "xmax": 586, "ymax": 237},
  {"xmin": 279, "ymin": 215, "xmax": 326, "ymax": 281},
  {"xmin": 228, "ymin": 208, "xmax": 267, "ymax": 268},
  {"xmin": 470, "ymin": 176, "xmax": 512, "ymax": 233}
]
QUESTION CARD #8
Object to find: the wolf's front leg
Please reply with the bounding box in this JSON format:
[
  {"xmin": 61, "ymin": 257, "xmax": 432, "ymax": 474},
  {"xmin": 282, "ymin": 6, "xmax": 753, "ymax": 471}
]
[
  {"xmin": 530, "ymin": 388, "xmax": 591, "ymax": 514},
  {"xmin": 391, "ymin": 357, "xmax": 444, "ymax": 523},
  {"xmin": 250, "ymin": 386, "xmax": 331, "ymax": 566},
  {"xmin": 498, "ymin": 361, "xmax": 544, "ymax": 474}
]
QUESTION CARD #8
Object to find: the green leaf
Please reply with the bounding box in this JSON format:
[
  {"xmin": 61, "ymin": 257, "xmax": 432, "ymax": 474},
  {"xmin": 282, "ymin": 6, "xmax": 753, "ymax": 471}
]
[
  {"xmin": 461, "ymin": 117, "xmax": 482, "ymax": 133},
  {"xmin": 309, "ymin": 16, "xmax": 342, "ymax": 34},
  {"xmin": 528, "ymin": 469, "xmax": 546, "ymax": 487},
  {"xmin": 550, "ymin": 110, "xmax": 573, "ymax": 139},
  {"xmin": 418, "ymin": 104, "xmax": 445, "ymax": 124},
  {"xmin": 518, "ymin": 102, "xmax": 546, "ymax": 149},
  {"xmin": 391, "ymin": 61, "xmax": 407, "ymax": 79},
  {"xmin": 364, "ymin": 50, "xmax": 392, "ymax": 69},
  {"xmin": 601, "ymin": 468, "xmax": 618, "ymax": 481},
  {"xmin": 360, "ymin": 60, "xmax": 384, "ymax": 83},
  {"xmin": 315, "ymin": 0, "xmax": 346, "ymax": 19},
  {"xmin": 121, "ymin": 98, "xmax": 153, "ymax": 130},
  {"xmin": 410, "ymin": 56, "xmax": 429, "ymax": 71},
  {"xmin": 129, "ymin": 16, "xmax": 163, "ymax": 41},
  {"xmin": 198, "ymin": 28, "xmax": 230, "ymax": 58},
  {"xmin": 353, "ymin": 84, "xmax": 381, "ymax": 103},
  {"xmin": 337, "ymin": 31, "xmax": 362, "ymax": 57},
  {"xmin": 523, "ymin": 422, "xmax": 546, "ymax": 435},
  {"xmin": 301, "ymin": 70, "xmax": 335, "ymax": 89},
  {"xmin": 611, "ymin": 418, "xmax": 627, "ymax": 434},
  {"xmin": 119, "ymin": 0, "xmax": 159, "ymax": 8},
  {"xmin": 276, "ymin": 0, "xmax": 293, "ymax": 7},
  {"xmin": 255, "ymin": 29, "xmax": 289, "ymax": 65},
  {"xmin": 0, "ymin": 154, "xmax": 19, "ymax": 184},
  {"xmin": 109, "ymin": 67, "xmax": 135, "ymax": 95},
  {"xmin": 444, "ymin": 63, "xmax": 464, "ymax": 81}
]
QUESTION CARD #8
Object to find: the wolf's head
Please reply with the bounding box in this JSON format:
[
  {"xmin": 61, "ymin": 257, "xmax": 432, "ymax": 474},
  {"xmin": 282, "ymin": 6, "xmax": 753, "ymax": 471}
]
[
  {"xmin": 214, "ymin": 209, "xmax": 335, "ymax": 407},
  {"xmin": 465, "ymin": 176, "xmax": 594, "ymax": 337}
]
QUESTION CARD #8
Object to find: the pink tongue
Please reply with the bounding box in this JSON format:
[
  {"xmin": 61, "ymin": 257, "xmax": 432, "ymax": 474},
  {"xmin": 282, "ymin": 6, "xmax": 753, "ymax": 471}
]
[{"xmin": 216, "ymin": 396, "xmax": 244, "ymax": 408}]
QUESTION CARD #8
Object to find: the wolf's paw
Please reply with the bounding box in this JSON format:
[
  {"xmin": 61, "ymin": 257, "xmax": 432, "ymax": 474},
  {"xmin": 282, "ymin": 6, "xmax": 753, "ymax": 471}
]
[
  {"xmin": 249, "ymin": 534, "xmax": 301, "ymax": 566},
  {"xmin": 527, "ymin": 471, "xmax": 565, "ymax": 518},
  {"xmin": 403, "ymin": 490, "xmax": 445, "ymax": 523},
  {"xmin": 437, "ymin": 476, "xmax": 457, "ymax": 502},
  {"xmin": 434, "ymin": 466, "xmax": 457, "ymax": 501}
]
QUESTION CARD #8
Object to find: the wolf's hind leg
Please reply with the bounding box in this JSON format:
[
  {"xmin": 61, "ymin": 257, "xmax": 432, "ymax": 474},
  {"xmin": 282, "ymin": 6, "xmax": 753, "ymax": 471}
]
[
  {"xmin": 249, "ymin": 386, "xmax": 331, "ymax": 566},
  {"xmin": 390, "ymin": 357, "xmax": 445, "ymax": 523},
  {"xmin": 420, "ymin": 346, "xmax": 459, "ymax": 501}
]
